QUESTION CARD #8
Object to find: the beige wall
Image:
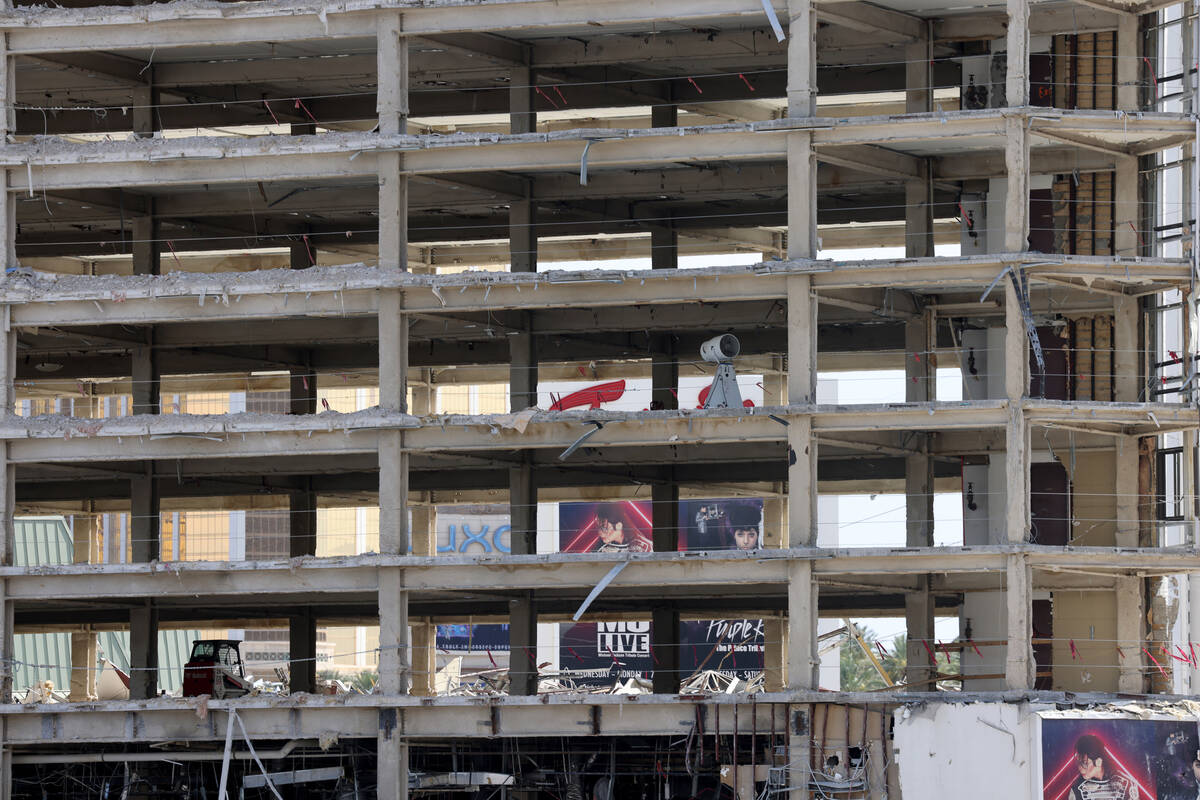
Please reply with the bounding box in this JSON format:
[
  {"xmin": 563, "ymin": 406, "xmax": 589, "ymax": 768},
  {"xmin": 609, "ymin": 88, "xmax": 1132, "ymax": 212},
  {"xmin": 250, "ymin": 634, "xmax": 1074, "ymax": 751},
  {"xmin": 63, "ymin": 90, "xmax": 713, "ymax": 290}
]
[{"xmin": 1051, "ymin": 590, "xmax": 1119, "ymax": 692}]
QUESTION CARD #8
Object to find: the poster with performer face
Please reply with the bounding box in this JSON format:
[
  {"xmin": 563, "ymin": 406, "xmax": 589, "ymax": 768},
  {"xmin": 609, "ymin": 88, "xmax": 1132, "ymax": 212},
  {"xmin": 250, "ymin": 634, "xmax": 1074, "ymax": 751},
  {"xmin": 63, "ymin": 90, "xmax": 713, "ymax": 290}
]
[
  {"xmin": 679, "ymin": 498, "xmax": 765, "ymax": 551},
  {"xmin": 558, "ymin": 500, "xmax": 765, "ymax": 687},
  {"xmin": 1042, "ymin": 718, "xmax": 1200, "ymax": 800},
  {"xmin": 559, "ymin": 500, "xmax": 654, "ymax": 554}
]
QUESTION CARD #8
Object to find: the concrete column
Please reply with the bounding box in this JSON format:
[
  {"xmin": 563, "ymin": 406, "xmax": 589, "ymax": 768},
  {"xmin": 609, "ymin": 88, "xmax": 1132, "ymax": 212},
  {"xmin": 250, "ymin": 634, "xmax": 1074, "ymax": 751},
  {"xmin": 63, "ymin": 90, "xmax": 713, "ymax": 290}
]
[
  {"xmin": 905, "ymin": 312, "xmax": 935, "ymax": 546},
  {"xmin": 905, "ymin": 26, "xmax": 932, "ymax": 114},
  {"xmin": 69, "ymin": 629, "xmax": 96, "ymax": 701},
  {"xmin": 788, "ymin": 419, "xmax": 816, "ymax": 547},
  {"xmin": 378, "ymin": 567, "xmax": 409, "ymax": 692},
  {"xmin": 508, "ymin": 465, "xmax": 536, "ymax": 556},
  {"xmin": 289, "ymin": 364, "xmax": 317, "ymax": 416},
  {"xmin": 289, "ymin": 482, "xmax": 317, "ymax": 558},
  {"xmin": 507, "ymin": 592, "xmax": 537, "ymax": 696},
  {"xmin": 379, "ymin": 433, "xmax": 409, "ymax": 556},
  {"xmin": 651, "ymin": 481, "xmax": 679, "ymax": 552},
  {"xmin": 289, "ymin": 608, "xmax": 316, "ymax": 694},
  {"xmin": 0, "ymin": 33, "xmax": 13, "ymax": 275},
  {"xmin": 377, "ymin": 11, "xmax": 408, "ymax": 273},
  {"xmin": 508, "ymin": 454, "xmax": 537, "ymax": 696},
  {"xmin": 1115, "ymin": 576, "xmax": 1143, "ymax": 692},
  {"xmin": 787, "ymin": 276, "xmax": 816, "ymax": 403},
  {"xmin": 411, "ymin": 617, "xmax": 436, "ymax": 696},
  {"xmin": 131, "ymin": 344, "xmax": 159, "ymax": 415},
  {"xmin": 1114, "ymin": 155, "xmax": 1139, "ymax": 257},
  {"xmin": 0, "ymin": 441, "xmax": 12, "ymax": 712},
  {"xmin": 1004, "ymin": 554, "xmax": 1033, "ymax": 690},
  {"xmin": 510, "ymin": 318, "xmax": 537, "ymax": 410},
  {"xmin": 786, "ymin": 0, "xmax": 816, "ymax": 117},
  {"xmin": 132, "ymin": 74, "xmax": 158, "ymax": 139},
  {"xmin": 904, "ymin": 162, "xmax": 934, "ymax": 259},
  {"xmin": 377, "ymin": 567, "xmax": 409, "ymax": 800},
  {"xmin": 71, "ymin": 515, "xmax": 97, "ymax": 700},
  {"xmin": 787, "ymin": 561, "xmax": 817, "ymax": 688},
  {"xmin": 131, "ymin": 209, "xmax": 160, "ymax": 277},
  {"xmin": 1004, "ymin": 117, "xmax": 1030, "ymax": 252},
  {"xmin": 788, "ymin": 273, "xmax": 817, "ymax": 549},
  {"xmin": 131, "ymin": 336, "xmax": 159, "ymax": 568},
  {"xmin": 130, "ymin": 462, "xmax": 159, "ymax": 563},
  {"xmin": 1113, "ymin": 296, "xmax": 1139, "ymax": 401},
  {"xmin": 787, "ymin": 134, "xmax": 817, "ymax": 259},
  {"xmin": 509, "ymin": 183, "xmax": 537, "ymax": 273},
  {"xmin": 0, "ymin": 306, "xmax": 14, "ymax": 417},
  {"xmin": 651, "ymin": 607, "xmax": 681, "ymax": 694},
  {"xmin": 289, "ymin": 232, "xmax": 316, "ymax": 270},
  {"xmin": 379, "ymin": 289, "xmax": 408, "ymax": 414},
  {"xmin": 508, "ymin": 60, "xmax": 537, "ymax": 274},
  {"xmin": 764, "ymin": 488, "xmax": 785, "ymax": 548},
  {"xmin": 1116, "ymin": 14, "xmax": 1139, "ymax": 111},
  {"xmin": 129, "ymin": 599, "xmax": 158, "ymax": 699},
  {"xmin": 410, "ymin": 501, "xmax": 434, "ymax": 557},
  {"xmin": 378, "ymin": 152, "xmax": 407, "ymax": 271},
  {"xmin": 651, "ymin": 336, "xmax": 678, "ymax": 410},
  {"xmin": 1006, "ymin": 0, "xmax": 1029, "ymax": 107},
  {"xmin": 763, "ymin": 617, "xmax": 787, "ymax": 690},
  {"xmin": 1115, "ymin": 436, "xmax": 1140, "ymax": 548},
  {"xmin": 903, "ymin": 578, "xmax": 935, "ymax": 690},
  {"xmin": 1005, "ymin": 282, "xmax": 1029, "ymax": 543},
  {"xmin": 510, "ymin": 64, "xmax": 535, "ymax": 135},
  {"xmin": 410, "ymin": 371, "xmax": 434, "ymax": 416},
  {"xmin": 651, "ymin": 84, "xmax": 677, "ymax": 128},
  {"xmin": 650, "ymin": 226, "xmax": 678, "ymax": 270},
  {"xmin": 904, "ymin": 312, "xmax": 935, "ymax": 689}
]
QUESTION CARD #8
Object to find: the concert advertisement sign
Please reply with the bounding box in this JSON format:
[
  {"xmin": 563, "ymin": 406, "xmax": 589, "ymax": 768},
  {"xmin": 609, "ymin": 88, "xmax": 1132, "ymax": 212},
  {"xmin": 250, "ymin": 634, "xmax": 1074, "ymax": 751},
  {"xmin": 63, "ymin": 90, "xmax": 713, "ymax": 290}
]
[
  {"xmin": 558, "ymin": 499, "xmax": 765, "ymax": 686},
  {"xmin": 1041, "ymin": 717, "xmax": 1200, "ymax": 800},
  {"xmin": 436, "ymin": 623, "xmax": 509, "ymax": 653}
]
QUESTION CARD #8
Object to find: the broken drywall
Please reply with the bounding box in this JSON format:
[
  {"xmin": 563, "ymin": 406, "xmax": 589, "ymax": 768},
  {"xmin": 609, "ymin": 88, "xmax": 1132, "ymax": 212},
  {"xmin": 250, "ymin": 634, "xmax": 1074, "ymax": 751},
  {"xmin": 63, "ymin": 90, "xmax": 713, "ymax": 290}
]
[{"xmin": 894, "ymin": 701, "xmax": 1036, "ymax": 798}]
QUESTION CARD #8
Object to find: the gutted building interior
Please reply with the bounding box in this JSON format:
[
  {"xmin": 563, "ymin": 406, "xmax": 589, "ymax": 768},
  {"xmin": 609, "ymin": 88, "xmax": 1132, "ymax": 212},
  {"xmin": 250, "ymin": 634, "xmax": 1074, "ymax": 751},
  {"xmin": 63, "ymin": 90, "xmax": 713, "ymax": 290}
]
[{"xmin": 0, "ymin": 0, "xmax": 1195, "ymax": 797}]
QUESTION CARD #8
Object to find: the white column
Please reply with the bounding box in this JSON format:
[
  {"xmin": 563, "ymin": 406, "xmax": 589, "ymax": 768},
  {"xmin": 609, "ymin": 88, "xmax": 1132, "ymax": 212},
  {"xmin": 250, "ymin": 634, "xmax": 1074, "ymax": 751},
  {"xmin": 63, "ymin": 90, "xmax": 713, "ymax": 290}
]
[
  {"xmin": 1115, "ymin": 576, "xmax": 1143, "ymax": 692},
  {"xmin": 1005, "ymin": 281, "xmax": 1029, "ymax": 543},
  {"xmin": 377, "ymin": 10, "xmax": 408, "ymax": 272},
  {"xmin": 1005, "ymin": 554, "xmax": 1033, "ymax": 689},
  {"xmin": 786, "ymin": 0, "xmax": 815, "ymax": 117},
  {"xmin": 1006, "ymin": 0, "xmax": 1029, "ymax": 107}
]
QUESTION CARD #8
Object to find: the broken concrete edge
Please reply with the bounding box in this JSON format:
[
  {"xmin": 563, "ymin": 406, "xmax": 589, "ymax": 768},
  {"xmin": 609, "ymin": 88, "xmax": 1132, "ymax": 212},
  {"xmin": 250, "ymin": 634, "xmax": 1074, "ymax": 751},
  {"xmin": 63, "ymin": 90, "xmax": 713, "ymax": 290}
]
[
  {"xmin": 2, "ymin": 541, "xmax": 1195, "ymax": 580},
  {"xmin": 0, "ymin": 254, "xmax": 1187, "ymax": 305},
  {"xmin": 0, "ymin": 688, "xmax": 1194, "ymax": 715},
  {"xmin": 2, "ymin": 397, "xmax": 1197, "ymax": 442},
  {"xmin": 2, "ymin": 107, "xmax": 1192, "ymax": 167}
]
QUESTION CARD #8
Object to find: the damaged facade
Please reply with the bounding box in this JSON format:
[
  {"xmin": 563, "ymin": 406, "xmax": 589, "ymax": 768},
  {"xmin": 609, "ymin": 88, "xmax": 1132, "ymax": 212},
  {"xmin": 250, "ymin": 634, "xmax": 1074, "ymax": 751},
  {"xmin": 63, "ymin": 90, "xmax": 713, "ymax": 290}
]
[{"xmin": 0, "ymin": 0, "xmax": 1193, "ymax": 797}]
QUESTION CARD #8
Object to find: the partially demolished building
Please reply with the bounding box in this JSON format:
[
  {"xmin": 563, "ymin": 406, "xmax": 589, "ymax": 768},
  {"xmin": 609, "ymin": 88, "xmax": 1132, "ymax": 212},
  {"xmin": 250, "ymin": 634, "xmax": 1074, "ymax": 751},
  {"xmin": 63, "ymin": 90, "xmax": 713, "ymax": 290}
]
[{"xmin": 0, "ymin": 0, "xmax": 1196, "ymax": 797}]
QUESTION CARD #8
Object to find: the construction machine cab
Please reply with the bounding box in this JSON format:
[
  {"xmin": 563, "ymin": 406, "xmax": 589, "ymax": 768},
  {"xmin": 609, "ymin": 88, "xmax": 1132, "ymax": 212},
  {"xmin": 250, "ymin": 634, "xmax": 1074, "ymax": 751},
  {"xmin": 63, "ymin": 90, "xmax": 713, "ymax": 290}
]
[{"xmin": 182, "ymin": 639, "xmax": 251, "ymax": 699}]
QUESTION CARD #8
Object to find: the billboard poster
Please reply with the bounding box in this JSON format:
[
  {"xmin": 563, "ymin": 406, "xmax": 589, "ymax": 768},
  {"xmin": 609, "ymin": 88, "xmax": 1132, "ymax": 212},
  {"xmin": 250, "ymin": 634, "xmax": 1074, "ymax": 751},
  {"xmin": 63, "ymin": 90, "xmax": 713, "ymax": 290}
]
[
  {"xmin": 433, "ymin": 507, "xmax": 510, "ymax": 655},
  {"xmin": 559, "ymin": 500, "xmax": 653, "ymax": 553},
  {"xmin": 1042, "ymin": 718, "xmax": 1200, "ymax": 800},
  {"xmin": 558, "ymin": 618, "xmax": 764, "ymax": 684},
  {"xmin": 679, "ymin": 498, "xmax": 765, "ymax": 551},
  {"xmin": 558, "ymin": 499, "xmax": 765, "ymax": 686},
  {"xmin": 436, "ymin": 623, "xmax": 509, "ymax": 653}
]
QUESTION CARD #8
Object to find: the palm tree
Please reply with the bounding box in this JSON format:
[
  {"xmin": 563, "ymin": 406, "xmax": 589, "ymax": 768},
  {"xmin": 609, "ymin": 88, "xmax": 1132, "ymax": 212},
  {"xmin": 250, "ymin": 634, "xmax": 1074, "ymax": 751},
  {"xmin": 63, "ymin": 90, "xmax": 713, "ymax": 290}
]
[{"xmin": 840, "ymin": 627, "xmax": 906, "ymax": 691}]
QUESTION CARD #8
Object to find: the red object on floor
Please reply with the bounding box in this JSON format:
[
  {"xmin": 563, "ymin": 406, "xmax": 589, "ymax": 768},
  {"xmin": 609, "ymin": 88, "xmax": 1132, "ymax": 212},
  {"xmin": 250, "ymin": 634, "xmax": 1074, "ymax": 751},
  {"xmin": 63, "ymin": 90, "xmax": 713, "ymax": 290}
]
[{"xmin": 549, "ymin": 379, "xmax": 626, "ymax": 411}]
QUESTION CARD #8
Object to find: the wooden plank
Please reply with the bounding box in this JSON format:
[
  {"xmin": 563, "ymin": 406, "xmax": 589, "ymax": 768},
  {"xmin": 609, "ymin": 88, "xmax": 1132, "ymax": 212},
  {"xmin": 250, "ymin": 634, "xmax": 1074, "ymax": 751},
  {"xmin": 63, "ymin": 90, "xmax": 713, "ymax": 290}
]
[
  {"xmin": 1052, "ymin": 176, "xmax": 1072, "ymax": 254},
  {"xmin": 1075, "ymin": 172, "xmax": 1095, "ymax": 255},
  {"xmin": 1078, "ymin": 33, "xmax": 1096, "ymax": 110},
  {"xmin": 1094, "ymin": 31, "xmax": 1115, "ymax": 110},
  {"xmin": 1093, "ymin": 313, "xmax": 1113, "ymax": 401},
  {"xmin": 1053, "ymin": 35, "xmax": 1069, "ymax": 109},
  {"xmin": 1093, "ymin": 171, "xmax": 1114, "ymax": 254},
  {"xmin": 1075, "ymin": 316, "xmax": 1094, "ymax": 400}
]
